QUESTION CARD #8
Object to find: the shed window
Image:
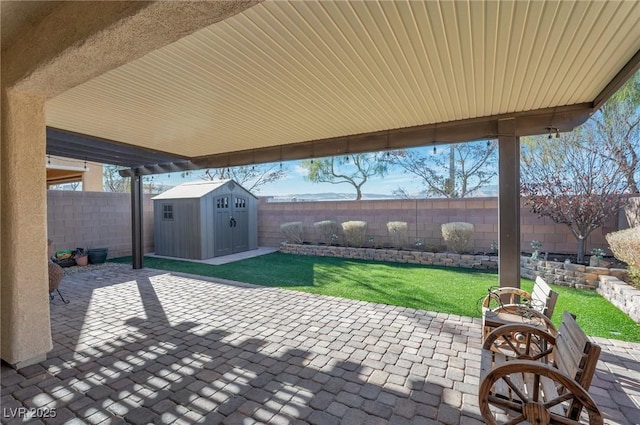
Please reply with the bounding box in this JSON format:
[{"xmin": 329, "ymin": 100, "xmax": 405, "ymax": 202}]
[
  {"xmin": 163, "ymin": 204, "xmax": 174, "ymax": 220},
  {"xmin": 216, "ymin": 197, "xmax": 229, "ymax": 209},
  {"xmin": 235, "ymin": 197, "xmax": 246, "ymax": 208}
]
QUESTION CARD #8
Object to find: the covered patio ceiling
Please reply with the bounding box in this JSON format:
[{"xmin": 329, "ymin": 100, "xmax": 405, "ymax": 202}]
[{"xmin": 43, "ymin": 0, "xmax": 640, "ymax": 175}]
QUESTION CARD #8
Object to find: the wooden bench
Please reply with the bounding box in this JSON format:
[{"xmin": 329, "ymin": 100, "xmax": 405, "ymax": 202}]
[
  {"xmin": 482, "ymin": 276, "xmax": 558, "ymax": 340},
  {"xmin": 478, "ymin": 311, "xmax": 602, "ymax": 425}
]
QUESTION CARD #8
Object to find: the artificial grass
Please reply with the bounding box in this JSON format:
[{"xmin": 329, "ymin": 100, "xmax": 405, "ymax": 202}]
[{"xmin": 111, "ymin": 252, "xmax": 640, "ymax": 342}]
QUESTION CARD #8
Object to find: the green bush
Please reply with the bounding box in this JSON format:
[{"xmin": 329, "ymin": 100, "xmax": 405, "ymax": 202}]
[
  {"xmin": 280, "ymin": 222, "xmax": 304, "ymax": 244},
  {"xmin": 341, "ymin": 221, "xmax": 367, "ymax": 247},
  {"xmin": 313, "ymin": 220, "xmax": 338, "ymax": 245},
  {"xmin": 606, "ymin": 228, "xmax": 640, "ymax": 287},
  {"xmin": 441, "ymin": 222, "xmax": 474, "ymax": 254},
  {"xmin": 387, "ymin": 221, "xmax": 409, "ymax": 249}
]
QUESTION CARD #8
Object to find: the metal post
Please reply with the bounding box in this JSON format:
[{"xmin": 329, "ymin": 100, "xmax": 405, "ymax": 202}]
[
  {"xmin": 131, "ymin": 172, "xmax": 144, "ymax": 269},
  {"xmin": 498, "ymin": 118, "xmax": 521, "ymax": 288}
]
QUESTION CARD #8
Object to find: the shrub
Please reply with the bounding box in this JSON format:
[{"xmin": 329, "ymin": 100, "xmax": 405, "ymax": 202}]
[
  {"xmin": 441, "ymin": 222, "xmax": 475, "ymax": 254},
  {"xmin": 341, "ymin": 221, "xmax": 367, "ymax": 247},
  {"xmin": 387, "ymin": 221, "xmax": 408, "ymax": 249},
  {"xmin": 606, "ymin": 228, "xmax": 640, "ymax": 287},
  {"xmin": 280, "ymin": 222, "xmax": 304, "ymax": 244},
  {"xmin": 313, "ymin": 220, "xmax": 338, "ymax": 245}
]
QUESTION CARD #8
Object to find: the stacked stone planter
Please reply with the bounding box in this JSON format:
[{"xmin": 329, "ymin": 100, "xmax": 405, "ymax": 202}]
[
  {"xmin": 280, "ymin": 242, "xmax": 498, "ymax": 270},
  {"xmin": 597, "ymin": 276, "xmax": 640, "ymax": 324},
  {"xmin": 520, "ymin": 257, "xmax": 628, "ymax": 290}
]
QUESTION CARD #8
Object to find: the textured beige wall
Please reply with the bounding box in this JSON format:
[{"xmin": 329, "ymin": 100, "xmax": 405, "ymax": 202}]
[
  {"xmin": 1, "ymin": 91, "xmax": 52, "ymax": 366},
  {"xmin": 258, "ymin": 198, "xmax": 620, "ymax": 255},
  {"xmin": 47, "ymin": 191, "xmax": 154, "ymax": 258},
  {"xmin": 82, "ymin": 162, "xmax": 104, "ymax": 192}
]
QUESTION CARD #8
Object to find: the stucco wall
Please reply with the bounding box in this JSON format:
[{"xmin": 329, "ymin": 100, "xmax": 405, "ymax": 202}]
[
  {"xmin": 258, "ymin": 197, "xmax": 620, "ymax": 254},
  {"xmin": 47, "ymin": 190, "xmax": 154, "ymax": 258}
]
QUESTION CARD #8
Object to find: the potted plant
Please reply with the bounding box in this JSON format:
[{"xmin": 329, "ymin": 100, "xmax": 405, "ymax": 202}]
[{"xmin": 74, "ymin": 248, "xmax": 89, "ymax": 266}]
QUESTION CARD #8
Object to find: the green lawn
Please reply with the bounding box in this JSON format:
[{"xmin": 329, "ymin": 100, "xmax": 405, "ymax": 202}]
[{"xmin": 111, "ymin": 252, "xmax": 640, "ymax": 342}]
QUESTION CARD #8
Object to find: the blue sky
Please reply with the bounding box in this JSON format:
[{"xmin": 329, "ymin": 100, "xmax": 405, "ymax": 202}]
[
  {"xmin": 153, "ymin": 160, "xmax": 425, "ymax": 197},
  {"xmin": 151, "ymin": 145, "xmax": 496, "ymax": 198}
]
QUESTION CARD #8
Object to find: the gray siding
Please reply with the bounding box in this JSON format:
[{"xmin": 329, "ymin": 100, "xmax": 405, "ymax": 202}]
[
  {"xmin": 154, "ymin": 199, "xmax": 201, "ymax": 259},
  {"xmin": 200, "ymin": 195, "xmax": 215, "ymax": 259},
  {"xmin": 153, "ymin": 180, "xmax": 258, "ymax": 260}
]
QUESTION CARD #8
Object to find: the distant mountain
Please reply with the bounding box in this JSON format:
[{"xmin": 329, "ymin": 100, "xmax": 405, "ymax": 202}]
[{"xmin": 264, "ymin": 186, "xmax": 499, "ymax": 202}]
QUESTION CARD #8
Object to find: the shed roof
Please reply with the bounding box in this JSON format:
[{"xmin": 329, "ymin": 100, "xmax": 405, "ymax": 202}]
[{"xmin": 152, "ymin": 180, "xmax": 255, "ymax": 200}]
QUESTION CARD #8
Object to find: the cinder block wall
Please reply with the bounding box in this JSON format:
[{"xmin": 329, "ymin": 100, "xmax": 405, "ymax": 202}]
[
  {"xmin": 258, "ymin": 197, "xmax": 620, "ymax": 254},
  {"xmin": 47, "ymin": 190, "xmax": 154, "ymax": 258},
  {"xmin": 47, "ymin": 192, "xmax": 626, "ymax": 258}
]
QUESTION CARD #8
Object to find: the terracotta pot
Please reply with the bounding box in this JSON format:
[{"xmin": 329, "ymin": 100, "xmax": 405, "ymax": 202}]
[{"xmin": 75, "ymin": 255, "xmax": 89, "ymax": 266}]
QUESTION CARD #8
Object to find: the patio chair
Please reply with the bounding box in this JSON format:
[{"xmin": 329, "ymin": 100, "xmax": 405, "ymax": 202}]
[
  {"xmin": 48, "ymin": 260, "xmax": 69, "ymax": 304},
  {"xmin": 481, "ymin": 276, "xmax": 558, "ymax": 340}
]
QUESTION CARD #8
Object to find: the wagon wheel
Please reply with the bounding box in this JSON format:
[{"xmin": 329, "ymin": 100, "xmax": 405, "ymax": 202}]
[
  {"xmin": 479, "ymin": 361, "xmax": 602, "ymax": 425},
  {"xmin": 484, "ymin": 324, "xmax": 556, "ymax": 361}
]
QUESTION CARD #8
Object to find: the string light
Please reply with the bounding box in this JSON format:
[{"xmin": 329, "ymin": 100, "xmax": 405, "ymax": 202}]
[
  {"xmin": 433, "ymin": 145, "xmax": 437, "ymax": 155},
  {"xmin": 83, "ymin": 160, "xmax": 87, "ymax": 170},
  {"xmin": 47, "ymin": 155, "xmax": 51, "ymax": 165}
]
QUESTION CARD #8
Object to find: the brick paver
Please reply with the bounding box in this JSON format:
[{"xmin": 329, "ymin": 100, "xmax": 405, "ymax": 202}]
[{"xmin": 1, "ymin": 264, "xmax": 638, "ymax": 424}]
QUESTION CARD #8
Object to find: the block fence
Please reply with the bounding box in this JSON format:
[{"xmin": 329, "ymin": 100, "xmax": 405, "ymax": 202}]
[
  {"xmin": 259, "ymin": 197, "xmax": 624, "ymax": 254},
  {"xmin": 47, "ymin": 192, "xmax": 634, "ymax": 260},
  {"xmin": 47, "ymin": 190, "xmax": 154, "ymax": 258}
]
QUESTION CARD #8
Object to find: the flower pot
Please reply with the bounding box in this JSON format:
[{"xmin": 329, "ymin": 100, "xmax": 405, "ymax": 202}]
[
  {"xmin": 88, "ymin": 248, "xmax": 108, "ymax": 264},
  {"xmin": 75, "ymin": 255, "xmax": 89, "ymax": 266}
]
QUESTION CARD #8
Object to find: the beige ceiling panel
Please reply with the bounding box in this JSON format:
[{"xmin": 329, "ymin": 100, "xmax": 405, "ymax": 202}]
[{"xmin": 46, "ymin": 0, "xmax": 640, "ymax": 159}]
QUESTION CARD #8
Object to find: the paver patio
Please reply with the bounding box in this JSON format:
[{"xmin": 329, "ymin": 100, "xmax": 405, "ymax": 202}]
[{"xmin": 1, "ymin": 264, "xmax": 639, "ymax": 424}]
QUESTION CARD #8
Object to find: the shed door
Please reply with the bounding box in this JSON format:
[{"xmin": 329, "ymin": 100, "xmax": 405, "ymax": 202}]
[
  {"xmin": 232, "ymin": 195, "xmax": 249, "ymax": 253},
  {"xmin": 214, "ymin": 196, "xmax": 233, "ymax": 257}
]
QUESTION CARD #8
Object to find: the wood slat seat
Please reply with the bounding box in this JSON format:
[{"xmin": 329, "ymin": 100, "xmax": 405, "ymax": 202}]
[
  {"xmin": 478, "ymin": 311, "xmax": 602, "ymax": 425},
  {"xmin": 482, "ymin": 276, "xmax": 559, "ymax": 340}
]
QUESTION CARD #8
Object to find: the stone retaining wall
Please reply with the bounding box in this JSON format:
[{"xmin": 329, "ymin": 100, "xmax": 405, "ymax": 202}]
[
  {"xmin": 280, "ymin": 243, "xmax": 629, "ymax": 292},
  {"xmin": 520, "ymin": 257, "xmax": 628, "ymax": 290},
  {"xmin": 598, "ymin": 276, "xmax": 640, "ymax": 323},
  {"xmin": 280, "ymin": 243, "xmax": 499, "ymax": 269}
]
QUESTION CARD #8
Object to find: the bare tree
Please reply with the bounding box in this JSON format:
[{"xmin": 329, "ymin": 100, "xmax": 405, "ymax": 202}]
[
  {"xmin": 103, "ymin": 165, "xmax": 167, "ymax": 194},
  {"xmin": 589, "ymin": 73, "xmax": 640, "ymax": 193},
  {"xmin": 300, "ymin": 154, "xmax": 388, "ymax": 201},
  {"xmin": 198, "ymin": 164, "xmax": 286, "ymax": 193},
  {"xmin": 389, "ymin": 141, "xmax": 497, "ymax": 198},
  {"xmin": 103, "ymin": 165, "xmax": 130, "ymax": 192},
  {"xmin": 521, "ymin": 129, "xmax": 629, "ymax": 263}
]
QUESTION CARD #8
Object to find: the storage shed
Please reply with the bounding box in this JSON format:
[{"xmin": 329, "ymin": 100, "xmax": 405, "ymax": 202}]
[{"xmin": 152, "ymin": 180, "xmax": 258, "ymax": 259}]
